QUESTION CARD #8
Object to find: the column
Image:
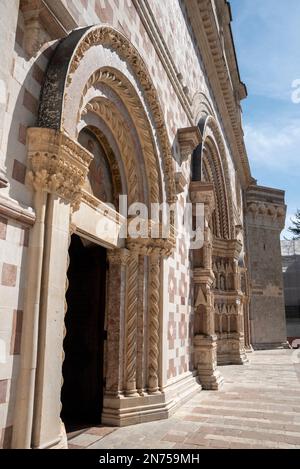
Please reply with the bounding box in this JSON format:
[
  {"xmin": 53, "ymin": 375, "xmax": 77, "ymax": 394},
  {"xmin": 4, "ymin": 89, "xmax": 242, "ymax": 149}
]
[
  {"xmin": 32, "ymin": 194, "xmax": 71, "ymax": 449},
  {"xmin": 124, "ymin": 247, "xmax": 139, "ymax": 397},
  {"xmin": 105, "ymin": 249, "xmax": 130, "ymax": 397},
  {"xmin": 227, "ymin": 248, "xmax": 248, "ymax": 364},
  {"xmin": 147, "ymin": 248, "xmax": 161, "ymax": 394},
  {"xmin": 12, "ymin": 189, "xmax": 47, "ymax": 449},
  {"xmin": 13, "ymin": 128, "xmax": 92, "ymax": 448}
]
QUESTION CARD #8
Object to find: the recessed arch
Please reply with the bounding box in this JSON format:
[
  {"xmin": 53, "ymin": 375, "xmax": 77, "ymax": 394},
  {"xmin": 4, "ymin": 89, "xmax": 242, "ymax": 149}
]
[
  {"xmin": 192, "ymin": 91, "xmax": 216, "ymax": 124},
  {"xmin": 192, "ymin": 114, "xmax": 234, "ymax": 240}
]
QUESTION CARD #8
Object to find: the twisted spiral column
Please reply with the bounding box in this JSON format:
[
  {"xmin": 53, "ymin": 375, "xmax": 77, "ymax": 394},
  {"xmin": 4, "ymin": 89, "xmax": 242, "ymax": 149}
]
[
  {"xmin": 125, "ymin": 248, "xmax": 139, "ymax": 396},
  {"xmin": 148, "ymin": 249, "xmax": 161, "ymax": 394}
]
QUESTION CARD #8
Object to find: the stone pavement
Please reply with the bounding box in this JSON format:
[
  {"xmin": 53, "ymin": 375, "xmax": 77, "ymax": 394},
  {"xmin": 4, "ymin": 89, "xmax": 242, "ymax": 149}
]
[{"xmin": 68, "ymin": 350, "xmax": 300, "ymax": 449}]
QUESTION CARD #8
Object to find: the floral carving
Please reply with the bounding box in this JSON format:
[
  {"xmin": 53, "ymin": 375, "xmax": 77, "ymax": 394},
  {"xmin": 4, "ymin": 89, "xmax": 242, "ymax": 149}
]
[{"xmin": 27, "ymin": 128, "xmax": 93, "ymax": 211}]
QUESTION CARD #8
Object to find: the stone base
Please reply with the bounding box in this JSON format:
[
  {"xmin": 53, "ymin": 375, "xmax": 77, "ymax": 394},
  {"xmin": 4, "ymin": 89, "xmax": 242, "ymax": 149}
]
[
  {"xmin": 245, "ymin": 344, "xmax": 254, "ymax": 353},
  {"xmin": 35, "ymin": 421, "xmax": 68, "ymax": 449},
  {"xmin": 217, "ymin": 333, "xmax": 248, "ymax": 365},
  {"xmin": 253, "ymin": 341, "xmax": 291, "ymax": 350},
  {"xmin": 199, "ymin": 369, "xmax": 224, "ymax": 390},
  {"xmin": 194, "ymin": 334, "xmax": 224, "ymax": 390},
  {"xmin": 102, "ymin": 372, "xmax": 201, "ymax": 426}
]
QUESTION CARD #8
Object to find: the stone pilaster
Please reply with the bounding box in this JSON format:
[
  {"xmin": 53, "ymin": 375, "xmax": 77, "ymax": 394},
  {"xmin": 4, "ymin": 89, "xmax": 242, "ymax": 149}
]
[
  {"xmin": 190, "ymin": 181, "xmax": 223, "ymax": 390},
  {"xmin": 213, "ymin": 239, "xmax": 248, "ymax": 365},
  {"xmin": 194, "ymin": 269, "xmax": 223, "ymax": 390},
  {"xmin": 105, "ymin": 249, "xmax": 130, "ymax": 397}
]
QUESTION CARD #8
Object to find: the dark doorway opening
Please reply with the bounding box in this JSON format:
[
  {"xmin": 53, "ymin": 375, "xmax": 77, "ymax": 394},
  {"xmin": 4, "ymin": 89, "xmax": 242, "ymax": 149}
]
[{"xmin": 61, "ymin": 234, "xmax": 107, "ymax": 433}]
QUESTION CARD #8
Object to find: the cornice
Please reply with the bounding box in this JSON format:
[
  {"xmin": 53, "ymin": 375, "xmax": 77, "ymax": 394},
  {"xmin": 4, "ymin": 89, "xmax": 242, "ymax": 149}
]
[{"xmin": 245, "ymin": 184, "xmax": 286, "ymax": 230}]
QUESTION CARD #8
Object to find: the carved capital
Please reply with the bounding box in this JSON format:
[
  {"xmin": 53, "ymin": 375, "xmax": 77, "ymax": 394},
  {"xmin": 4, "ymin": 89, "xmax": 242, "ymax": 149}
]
[
  {"xmin": 27, "ymin": 128, "xmax": 93, "ymax": 211},
  {"xmin": 213, "ymin": 238, "xmax": 243, "ymax": 260},
  {"xmin": 126, "ymin": 219, "xmax": 176, "ymax": 257},
  {"xmin": 107, "ymin": 248, "xmax": 130, "ymax": 266}
]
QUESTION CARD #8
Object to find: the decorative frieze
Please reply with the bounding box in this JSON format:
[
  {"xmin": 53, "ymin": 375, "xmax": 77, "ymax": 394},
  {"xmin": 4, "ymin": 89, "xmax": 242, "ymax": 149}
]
[{"xmin": 246, "ymin": 184, "xmax": 286, "ymax": 229}]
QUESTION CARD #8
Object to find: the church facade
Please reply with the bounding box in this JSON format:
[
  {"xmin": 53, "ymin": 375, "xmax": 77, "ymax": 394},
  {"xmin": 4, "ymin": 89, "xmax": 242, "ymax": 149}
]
[{"xmin": 0, "ymin": 0, "xmax": 287, "ymax": 449}]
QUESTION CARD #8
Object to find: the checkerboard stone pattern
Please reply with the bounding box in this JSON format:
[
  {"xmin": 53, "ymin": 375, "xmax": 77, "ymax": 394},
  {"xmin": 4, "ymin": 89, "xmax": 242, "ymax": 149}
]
[{"xmin": 0, "ymin": 219, "xmax": 29, "ymax": 448}]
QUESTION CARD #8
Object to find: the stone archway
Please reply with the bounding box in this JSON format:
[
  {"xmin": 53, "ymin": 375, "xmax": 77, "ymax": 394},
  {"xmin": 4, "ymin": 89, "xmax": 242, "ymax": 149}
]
[{"xmin": 12, "ymin": 26, "xmax": 176, "ymax": 449}]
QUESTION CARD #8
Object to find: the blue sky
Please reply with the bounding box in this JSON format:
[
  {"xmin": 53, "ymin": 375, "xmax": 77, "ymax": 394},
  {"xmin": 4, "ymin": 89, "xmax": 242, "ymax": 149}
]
[{"xmin": 230, "ymin": 0, "xmax": 300, "ymax": 238}]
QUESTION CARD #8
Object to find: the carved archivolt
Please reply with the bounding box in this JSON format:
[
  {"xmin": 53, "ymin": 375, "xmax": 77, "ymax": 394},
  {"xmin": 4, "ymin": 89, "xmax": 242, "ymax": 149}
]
[
  {"xmin": 81, "ymin": 69, "xmax": 162, "ymax": 204},
  {"xmin": 83, "ymin": 99, "xmax": 140, "ymax": 205},
  {"xmin": 39, "ymin": 25, "xmax": 176, "ymax": 205},
  {"xmin": 192, "ymin": 92, "xmax": 216, "ymax": 124},
  {"xmin": 83, "ymin": 125, "xmax": 122, "ymax": 205},
  {"xmin": 201, "ymin": 116, "xmax": 235, "ymax": 240}
]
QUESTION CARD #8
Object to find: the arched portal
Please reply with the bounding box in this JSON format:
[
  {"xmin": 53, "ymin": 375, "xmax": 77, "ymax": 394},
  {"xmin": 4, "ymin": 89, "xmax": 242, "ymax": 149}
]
[{"xmin": 13, "ymin": 26, "xmax": 176, "ymax": 449}]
